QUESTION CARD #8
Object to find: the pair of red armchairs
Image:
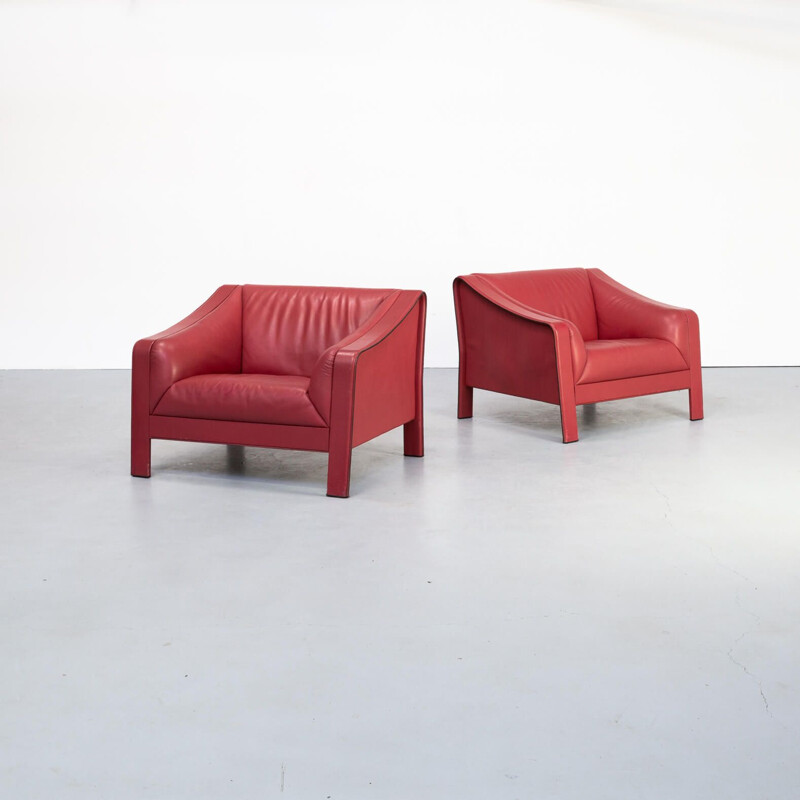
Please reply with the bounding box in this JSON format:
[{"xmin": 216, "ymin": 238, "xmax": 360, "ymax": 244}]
[{"xmin": 131, "ymin": 271, "xmax": 702, "ymax": 496}]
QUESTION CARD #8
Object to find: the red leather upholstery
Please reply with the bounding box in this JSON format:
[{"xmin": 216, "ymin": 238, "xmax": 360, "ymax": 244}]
[
  {"xmin": 588, "ymin": 270, "xmax": 694, "ymax": 364},
  {"xmin": 132, "ymin": 285, "xmax": 426, "ymax": 496},
  {"xmin": 579, "ymin": 339, "xmax": 687, "ymax": 385},
  {"xmin": 475, "ymin": 268, "xmax": 599, "ymax": 341},
  {"xmin": 147, "ymin": 285, "xmax": 243, "ymax": 413},
  {"xmin": 242, "ymin": 285, "xmax": 391, "ymax": 376},
  {"xmin": 307, "ymin": 291, "xmax": 403, "ymax": 424},
  {"xmin": 155, "ymin": 374, "xmax": 327, "ymax": 427},
  {"xmin": 454, "ymin": 268, "xmax": 703, "ymax": 442}
]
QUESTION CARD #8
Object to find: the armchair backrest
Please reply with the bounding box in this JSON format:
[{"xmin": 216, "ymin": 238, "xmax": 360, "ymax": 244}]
[
  {"xmin": 474, "ymin": 269, "xmax": 598, "ymax": 341},
  {"xmin": 241, "ymin": 285, "xmax": 395, "ymax": 375}
]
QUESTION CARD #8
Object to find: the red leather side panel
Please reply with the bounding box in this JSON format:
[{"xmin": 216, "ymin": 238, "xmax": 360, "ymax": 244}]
[
  {"xmin": 307, "ymin": 292, "xmax": 401, "ymax": 424},
  {"xmin": 325, "ymin": 291, "xmax": 425, "ymax": 496},
  {"xmin": 474, "ymin": 269, "xmax": 599, "ymax": 341},
  {"xmin": 455, "ymin": 281, "xmax": 561, "ymax": 404},
  {"xmin": 241, "ymin": 285, "xmax": 393, "ymax": 376},
  {"xmin": 351, "ymin": 302, "xmax": 420, "ymax": 447},
  {"xmin": 578, "ymin": 339, "xmax": 688, "ymax": 384},
  {"xmin": 154, "ymin": 373, "xmax": 326, "ymax": 427}
]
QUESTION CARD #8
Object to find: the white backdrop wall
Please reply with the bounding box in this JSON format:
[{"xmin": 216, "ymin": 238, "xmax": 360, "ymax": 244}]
[{"xmin": 1, "ymin": 0, "xmax": 799, "ymax": 368}]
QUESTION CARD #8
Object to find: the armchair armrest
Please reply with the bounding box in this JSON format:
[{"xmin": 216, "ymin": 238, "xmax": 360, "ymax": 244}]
[
  {"xmin": 455, "ymin": 275, "xmax": 587, "ymax": 379},
  {"xmin": 132, "ymin": 285, "xmax": 242, "ymax": 414},
  {"xmin": 333, "ymin": 290, "xmax": 424, "ymax": 361},
  {"xmin": 308, "ymin": 289, "xmax": 400, "ymax": 422},
  {"xmin": 587, "ymin": 269, "xmax": 700, "ymax": 366},
  {"xmin": 324, "ymin": 290, "xmax": 426, "ymax": 448}
]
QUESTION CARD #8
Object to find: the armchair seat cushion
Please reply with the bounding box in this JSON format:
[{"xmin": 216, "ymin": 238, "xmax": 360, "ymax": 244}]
[
  {"xmin": 154, "ymin": 374, "xmax": 327, "ymax": 427},
  {"xmin": 578, "ymin": 339, "xmax": 688, "ymax": 385}
]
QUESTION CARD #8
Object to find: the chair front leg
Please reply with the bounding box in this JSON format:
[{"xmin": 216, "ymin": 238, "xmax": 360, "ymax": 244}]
[
  {"xmin": 327, "ymin": 371, "xmax": 356, "ymax": 497},
  {"xmin": 457, "ymin": 378, "xmax": 473, "ymax": 419},
  {"xmin": 560, "ymin": 400, "xmax": 579, "ymax": 443},
  {"xmin": 326, "ymin": 442, "xmax": 352, "ymax": 498},
  {"xmin": 131, "ymin": 342, "xmax": 154, "ymax": 478},
  {"xmin": 689, "ymin": 377, "xmax": 704, "ymax": 421},
  {"xmin": 405, "ymin": 305, "xmax": 425, "ymax": 456},
  {"xmin": 131, "ymin": 419, "xmax": 151, "ymax": 477},
  {"xmin": 403, "ymin": 415, "xmax": 424, "ymax": 457},
  {"xmin": 552, "ymin": 325, "xmax": 579, "ymax": 443}
]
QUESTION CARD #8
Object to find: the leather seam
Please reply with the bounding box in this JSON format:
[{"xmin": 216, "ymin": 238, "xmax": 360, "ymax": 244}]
[
  {"xmin": 150, "ymin": 413, "xmax": 327, "ymax": 429},
  {"xmin": 351, "ymin": 295, "xmax": 420, "ymax": 361},
  {"xmin": 577, "ymin": 368, "xmax": 690, "ymax": 386},
  {"xmin": 467, "ymin": 276, "xmax": 561, "ymax": 323},
  {"xmin": 149, "ymin": 286, "xmax": 238, "ymax": 344}
]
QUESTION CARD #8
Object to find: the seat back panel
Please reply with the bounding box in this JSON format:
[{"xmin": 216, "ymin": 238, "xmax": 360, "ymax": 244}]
[{"xmin": 241, "ymin": 285, "xmax": 392, "ymax": 376}]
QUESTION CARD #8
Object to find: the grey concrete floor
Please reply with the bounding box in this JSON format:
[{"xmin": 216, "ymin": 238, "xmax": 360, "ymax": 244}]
[{"xmin": 1, "ymin": 368, "xmax": 799, "ymax": 799}]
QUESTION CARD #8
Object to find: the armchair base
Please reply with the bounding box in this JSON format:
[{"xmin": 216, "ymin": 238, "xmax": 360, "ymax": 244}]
[
  {"xmin": 149, "ymin": 416, "xmax": 329, "ymax": 452},
  {"xmin": 463, "ymin": 369, "xmax": 700, "ymax": 443},
  {"xmin": 132, "ymin": 415, "xmax": 422, "ymax": 498}
]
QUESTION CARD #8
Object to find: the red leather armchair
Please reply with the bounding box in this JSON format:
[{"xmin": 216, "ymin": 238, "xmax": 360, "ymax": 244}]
[
  {"xmin": 132, "ymin": 285, "xmax": 426, "ymax": 497},
  {"xmin": 453, "ymin": 269, "xmax": 703, "ymax": 442}
]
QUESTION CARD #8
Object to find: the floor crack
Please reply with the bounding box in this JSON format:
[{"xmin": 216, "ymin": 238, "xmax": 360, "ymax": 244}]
[
  {"xmin": 707, "ymin": 545, "xmax": 753, "ymax": 585},
  {"xmin": 650, "ymin": 482, "xmax": 673, "ymax": 520},
  {"xmin": 652, "ymin": 482, "xmax": 770, "ymax": 718},
  {"xmin": 727, "ymin": 629, "xmax": 773, "ymax": 718}
]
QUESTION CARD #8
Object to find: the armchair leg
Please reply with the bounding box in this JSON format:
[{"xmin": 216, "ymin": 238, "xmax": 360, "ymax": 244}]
[
  {"xmin": 689, "ymin": 382, "xmax": 704, "ymax": 421},
  {"xmin": 131, "ymin": 365, "xmax": 151, "ymax": 476},
  {"xmin": 404, "ymin": 415, "xmax": 424, "ymax": 457},
  {"xmin": 131, "ymin": 430, "xmax": 151, "ymax": 478},
  {"xmin": 457, "ymin": 380, "xmax": 473, "ymax": 419},
  {"xmin": 560, "ymin": 401, "xmax": 579, "ymax": 443},
  {"xmin": 327, "ymin": 444, "xmax": 352, "ymax": 498}
]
